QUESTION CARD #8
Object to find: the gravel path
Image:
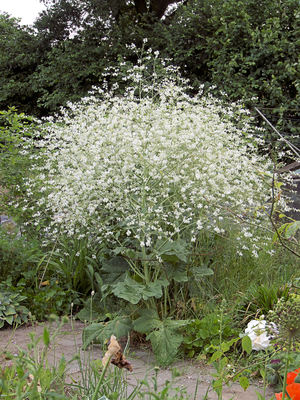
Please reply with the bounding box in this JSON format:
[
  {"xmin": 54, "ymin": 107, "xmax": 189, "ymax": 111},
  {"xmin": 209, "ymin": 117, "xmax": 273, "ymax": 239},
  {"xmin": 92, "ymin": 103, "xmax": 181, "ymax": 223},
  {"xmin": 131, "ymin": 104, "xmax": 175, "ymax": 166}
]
[{"xmin": 0, "ymin": 321, "xmax": 274, "ymax": 399}]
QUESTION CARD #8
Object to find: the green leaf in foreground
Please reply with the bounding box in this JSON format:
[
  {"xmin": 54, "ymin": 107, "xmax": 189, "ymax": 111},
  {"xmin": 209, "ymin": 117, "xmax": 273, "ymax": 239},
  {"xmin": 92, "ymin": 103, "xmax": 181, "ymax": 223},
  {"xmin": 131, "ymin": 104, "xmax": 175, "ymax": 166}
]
[
  {"xmin": 112, "ymin": 276, "xmax": 143, "ymax": 304},
  {"xmin": 134, "ymin": 311, "xmax": 186, "ymax": 366},
  {"xmin": 242, "ymin": 335, "xmax": 252, "ymax": 355},
  {"xmin": 285, "ymin": 221, "xmax": 300, "ymax": 239},
  {"xmin": 43, "ymin": 327, "xmax": 50, "ymax": 347},
  {"xmin": 164, "ymin": 263, "xmax": 188, "ymax": 282},
  {"xmin": 82, "ymin": 316, "xmax": 132, "ymax": 349},
  {"xmin": 192, "ymin": 267, "xmax": 214, "ymax": 280},
  {"xmin": 133, "ymin": 309, "xmax": 161, "ymax": 333},
  {"xmin": 239, "ymin": 376, "xmax": 250, "ymax": 391},
  {"xmin": 210, "ymin": 350, "xmax": 223, "ymax": 363},
  {"xmin": 147, "ymin": 325, "xmax": 184, "ymax": 367},
  {"xmin": 156, "ymin": 238, "xmax": 189, "ymax": 263}
]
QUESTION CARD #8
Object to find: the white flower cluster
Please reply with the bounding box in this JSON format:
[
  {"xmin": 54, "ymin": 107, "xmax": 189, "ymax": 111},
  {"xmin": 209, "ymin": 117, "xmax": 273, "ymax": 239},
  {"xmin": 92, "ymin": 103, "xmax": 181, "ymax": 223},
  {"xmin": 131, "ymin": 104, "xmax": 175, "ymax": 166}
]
[
  {"xmin": 245, "ymin": 319, "xmax": 277, "ymax": 351},
  {"xmin": 22, "ymin": 72, "xmax": 273, "ymax": 254}
]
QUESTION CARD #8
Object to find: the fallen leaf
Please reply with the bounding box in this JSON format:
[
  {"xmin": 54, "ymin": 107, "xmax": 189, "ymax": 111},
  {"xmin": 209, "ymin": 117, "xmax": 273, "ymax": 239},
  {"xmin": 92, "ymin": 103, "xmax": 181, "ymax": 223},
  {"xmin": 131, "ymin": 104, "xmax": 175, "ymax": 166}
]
[{"xmin": 102, "ymin": 335, "xmax": 133, "ymax": 372}]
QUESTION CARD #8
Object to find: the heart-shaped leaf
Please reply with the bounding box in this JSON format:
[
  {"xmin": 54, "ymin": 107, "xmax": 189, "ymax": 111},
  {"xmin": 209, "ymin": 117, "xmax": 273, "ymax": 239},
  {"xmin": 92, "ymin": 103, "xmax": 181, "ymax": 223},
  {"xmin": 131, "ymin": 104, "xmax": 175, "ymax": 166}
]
[{"xmin": 82, "ymin": 316, "xmax": 132, "ymax": 349}]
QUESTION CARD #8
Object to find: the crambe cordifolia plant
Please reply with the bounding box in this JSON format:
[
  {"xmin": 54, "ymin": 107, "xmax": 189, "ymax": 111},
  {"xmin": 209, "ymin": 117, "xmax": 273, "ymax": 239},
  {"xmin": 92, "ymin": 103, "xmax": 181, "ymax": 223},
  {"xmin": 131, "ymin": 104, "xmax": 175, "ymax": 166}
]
[{"xmin": 19, "ymin": 58, "xmax": 276, "ymax": 364}]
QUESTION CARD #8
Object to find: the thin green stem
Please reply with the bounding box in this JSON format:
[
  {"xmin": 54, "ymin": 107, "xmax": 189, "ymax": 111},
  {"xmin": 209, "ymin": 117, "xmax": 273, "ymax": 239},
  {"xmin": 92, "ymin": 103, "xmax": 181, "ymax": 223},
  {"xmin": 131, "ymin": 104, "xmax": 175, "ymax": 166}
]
[
  {"xmin": 91, "ymin": 360, "xmax": 111, "ymax": 400},
  {"xmin": 282, "ymin": 336, "xmax": 292, "ymax": 400}
]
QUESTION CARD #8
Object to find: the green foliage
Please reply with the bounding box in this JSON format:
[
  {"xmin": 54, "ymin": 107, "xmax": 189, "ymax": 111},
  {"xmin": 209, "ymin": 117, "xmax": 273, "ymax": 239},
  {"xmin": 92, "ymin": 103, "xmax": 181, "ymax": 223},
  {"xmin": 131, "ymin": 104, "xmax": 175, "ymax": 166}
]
[
  {"xmin": 268, "ymin": 294, "xmax": 300, "ymax": 346},
  {"xmin": 147, "ymin": 325, "xmax": 184, "ymax": 367},
  {"xmin": 46, "ymin": 237, "xmax": 100, "ymax": 295},
  {"xmin": 0, "ymin": 273, "xmax": 76, "ymax": 321},
  {"xmin": 0, "ymin": 229, "xmax": 42, "ymax": 283},
  {"xmin": 209, "ymin": 336, "xmax": 251, "ymax": 398},
  {"xmin": 182, "ymin": 312, "xmax": 238, "ymax": 358},
  {"xmin": 241, "ymin": 335, "xmax": 252, "ymax": 356},
  {"xmin": 0, "ymin": 15, "xmax": 42, "ymax": 115},
  {"xmin": 0, "ymin": 107, "xmax": 39, "ymax": 230},
  {"xmin": 237, "ymin": 283, "xmax": 291, "ymax": 324},
  {"xmin": 267, "ymin": 352, "xmax": 300, "ymax": 388},
  {"xmin": 274, "ymin": 219, "xmax": 300, "ymax": 244},
  {"xmin": 206, "ymin": 325, "xmax": 255, "ymax": 399},
  {"xmin": 32, "ymin": 39, "xmax": 109, "ymax": 112},
  {"xmin": 112, "ymin": 276, "xmax": 169, "ymax": 305},
  {"xmin": 0, "ymin": 233, "xmax": 89, "ymax": 320},
  {"xmin": 24, "ymin": 280, "xmax": 77, "ymax": 321},
  {"xmin": 133, "ymin": 309, "xmax": 187, "ymax": 366},
  {"xmin": 0, "ymin": 288, "xmax": 30, "ymax": 328},
  {"xmin": 162, "ymin": 0, "xmax": 300, "ymax": 149},
  {"xmin": 82, "ymin": 316, "xmax": 133, "ymax": 349},
  {"xmin": 75, "ymin": 292, "xmax": 108, "ymax": 323},
  {"xmin": 205, "ymin": 235, "xmax": 296, "ymax": 305}
]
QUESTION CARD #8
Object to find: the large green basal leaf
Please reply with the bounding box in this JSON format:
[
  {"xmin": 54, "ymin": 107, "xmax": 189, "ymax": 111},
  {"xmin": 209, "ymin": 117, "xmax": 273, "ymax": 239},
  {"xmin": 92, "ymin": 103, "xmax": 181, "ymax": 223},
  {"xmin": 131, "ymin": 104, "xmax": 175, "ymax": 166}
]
[
  {"xmin": 147, "ymin": 325, "xmax": 184, "ymax": 366},
  {"xmin": 82, "ymin": 316, "xmax": 132, "ymax": 349},
  {"xmin": 141, "ymin": 279, "xmax": 169, "ymax": 300},
  {"xmin": 101, "ymin": 256, "xmax": 130, "ymax": 286},
  {"xmin": 133, "ymin": 309, "xmax": 161, "ymax": 333},
  {"xmin": 112, "ymin": 276, "xmax": 144, "ymax": 304},
  {"xmin": 191, "ymin": 266, "xmax": 214, "ymax": 280},
  {"xmin": 112, "ymin": 276, "xmax": 169, "ymax": 304},
  {"xmin": 164, "ymin": 263, "xmax": 188, "ymax": 282},
  {"xmin": 102, "ymin": 256, "xmax": 129, "ymax": 273},
  {"xmin": 156, "ymin": 238, "xmax": 188, "ymax": 263},
  {"xmin": 134, "ymin": 310, "xmax": 187, "ymax": 366}
]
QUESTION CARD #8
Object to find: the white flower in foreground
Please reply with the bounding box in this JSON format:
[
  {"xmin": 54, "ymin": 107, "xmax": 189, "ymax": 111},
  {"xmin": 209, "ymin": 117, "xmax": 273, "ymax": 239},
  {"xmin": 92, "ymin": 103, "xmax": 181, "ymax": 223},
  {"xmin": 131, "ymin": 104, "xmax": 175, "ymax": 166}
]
[{"xmin": 245, "ymin": 319, "xmax": 272, "ymax": 351}]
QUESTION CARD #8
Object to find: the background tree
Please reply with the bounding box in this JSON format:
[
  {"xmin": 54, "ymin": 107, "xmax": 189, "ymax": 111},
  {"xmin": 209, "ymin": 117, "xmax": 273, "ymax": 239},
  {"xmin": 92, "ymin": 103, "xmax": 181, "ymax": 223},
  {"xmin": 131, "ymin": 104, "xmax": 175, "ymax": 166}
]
[
  {"xmin": 154, "ymin": 0, "xmax": 300, "ymax": 149},
  {"xmin": 0, "ymin": 14, "xmax": 43, "ymax": 115},
  {"xmin": 0, "ymin": 0, "xmax": 298, "ymax": 150}
]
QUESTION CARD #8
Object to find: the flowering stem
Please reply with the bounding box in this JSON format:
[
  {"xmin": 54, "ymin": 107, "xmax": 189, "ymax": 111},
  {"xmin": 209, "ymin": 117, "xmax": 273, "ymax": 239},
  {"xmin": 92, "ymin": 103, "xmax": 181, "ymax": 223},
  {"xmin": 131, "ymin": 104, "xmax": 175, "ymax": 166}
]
[{"xmin": 281, "ymin": 336, "xmax": 292, "ymax": 400}]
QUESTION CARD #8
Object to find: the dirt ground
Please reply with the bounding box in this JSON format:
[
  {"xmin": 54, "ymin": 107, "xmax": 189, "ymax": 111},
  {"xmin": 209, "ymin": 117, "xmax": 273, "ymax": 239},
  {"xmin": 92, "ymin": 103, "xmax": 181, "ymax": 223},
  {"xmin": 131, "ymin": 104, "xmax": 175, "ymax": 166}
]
[{"xmin": 0, "ymin": 321, "xmax": 274, "ymax": 399}]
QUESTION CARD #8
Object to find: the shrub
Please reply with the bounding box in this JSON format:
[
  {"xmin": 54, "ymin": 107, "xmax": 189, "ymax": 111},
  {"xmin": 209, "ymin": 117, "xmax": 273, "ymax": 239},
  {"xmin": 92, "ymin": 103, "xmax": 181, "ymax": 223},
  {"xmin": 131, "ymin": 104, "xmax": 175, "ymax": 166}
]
[
  {"xmin": 0, "ymin": 287, "xmax": 30, "ymax": 328},
  {"xmin": 183, "ymin": 312, "xmax": 238, "ymax": 358},
  {"xmin": 0, "ymin": 229, "xmax": 42, "ymax": 283}
]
